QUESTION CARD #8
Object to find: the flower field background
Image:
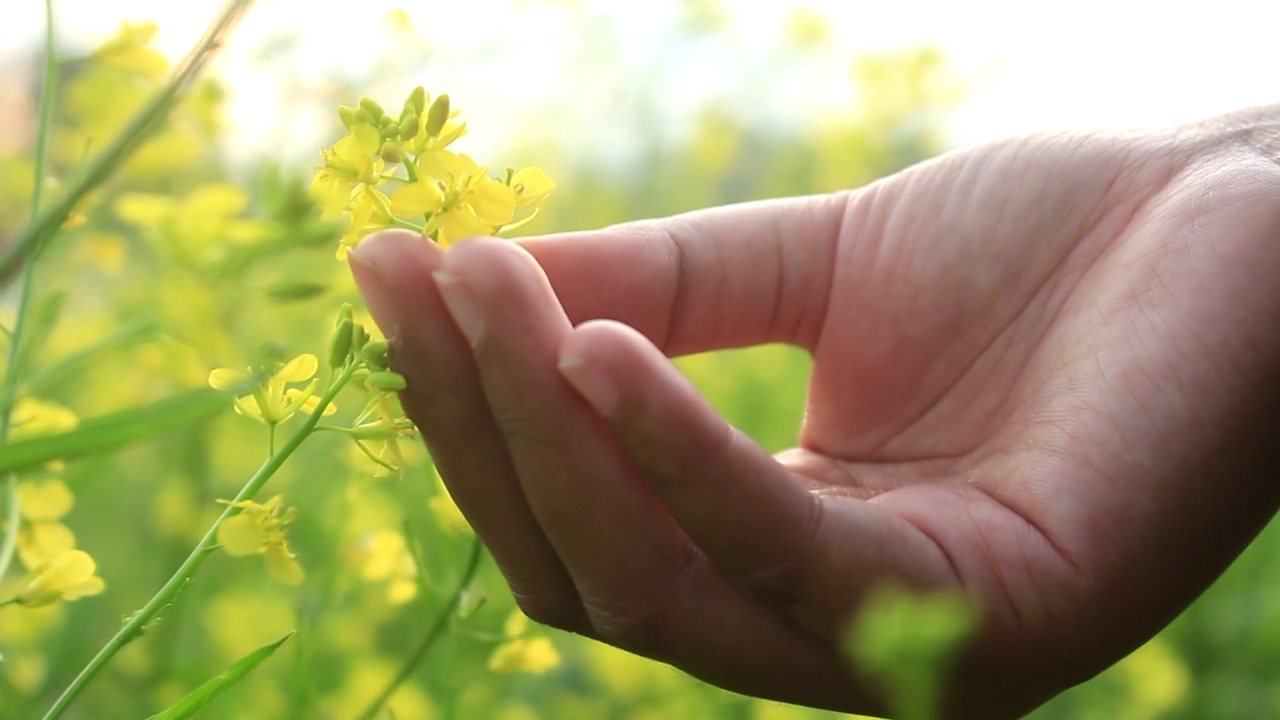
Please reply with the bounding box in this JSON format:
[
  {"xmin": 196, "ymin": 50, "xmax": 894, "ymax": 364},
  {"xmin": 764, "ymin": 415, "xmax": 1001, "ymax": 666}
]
[{"xmin": 0, "ymin": 2, "xmax": 1278, "ymax": 719}]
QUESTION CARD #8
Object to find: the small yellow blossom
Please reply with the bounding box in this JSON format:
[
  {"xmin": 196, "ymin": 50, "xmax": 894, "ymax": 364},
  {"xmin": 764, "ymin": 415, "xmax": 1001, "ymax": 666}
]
[
  {"xmin": 216, "ymin": 495, "xmax": 304, "ymax": 585},
  {"xmin": 10, "ymin": 397, "xmax": 78, "ymax": 440},
  {"xmin": 391, "ymin": 151, "xmax": 515, "ymax": 246},
  {"xmin": 208, "ymin": 353, "xmax": 336, "ymax": 425},
  {"xmin": 90, "ymin": 21, "xmax": 169, "ymax": 78},
  {"xmin": 488, "ymin": 610, "xmax": 560, "ymax": 674},
  {"xmin": 14, "ymin": 550, "xmax": 106, "ymax": 607},
  {"xmin": 349, "ymin": 393, "xmax": 416, "ymax": 477},
  {"xmin": 357, "ymin": 531, "xmax": 419, "ymax": 605},
  {"xmin": 15, "ymin": 477, "xmax": 78, "ymax": 568},
  {"xmin": 510, "ymin": 167, "xmax": 556, "ymax": 207},
  {"xmin": 16, "ymin": 478, "xmax": 73, "ymax": 521},
  {"xmin": 312, "ymin": 124, "xmax": 385, "ymax": 218}
]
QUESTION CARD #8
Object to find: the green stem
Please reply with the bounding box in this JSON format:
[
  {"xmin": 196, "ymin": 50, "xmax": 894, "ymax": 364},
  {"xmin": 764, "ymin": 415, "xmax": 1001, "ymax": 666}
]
[
  {"xmin": 388, "ymin": 217, "xmax": 425, "ymax": 233},
  {"xmin": 40, "ymin": 365, "xmax": 357, "ymax": 720},
  {"xmin": 0, "ymin": 0, "xmax": 255, "ymax": 281},
  {"xmin": 402, "ymin": 156, "xmax": 419, "ymax": 184},
  {"xmin": 353, "ymin": 537, "xmax": 484, "ymax": 720},
  {"xmin": 0, "ymin": 0, "xmax": 60, "ymax": 589}
]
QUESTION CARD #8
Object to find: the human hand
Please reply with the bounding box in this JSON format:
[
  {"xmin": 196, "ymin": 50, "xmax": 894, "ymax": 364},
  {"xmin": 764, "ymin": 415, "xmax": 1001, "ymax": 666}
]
[{"xmin": 348, "ymin": 107, "xmax": 1280, "ymax": 718}]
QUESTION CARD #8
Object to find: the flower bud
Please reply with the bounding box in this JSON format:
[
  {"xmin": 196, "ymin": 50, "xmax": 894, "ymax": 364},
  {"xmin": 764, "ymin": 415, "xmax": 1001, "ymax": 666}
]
[
  {"xmin": 425, "ymin": 94, "xmax": 450, "ymax": 138},
  {"xmin": 398, "ymin": 114, "xmax": 420, "ymax": 141},
  {"xmin": 361, "ymin": 339, "xmax": 390, "ymax": 368},
  {"xmin": 336, "ymin": 303, "xmax": 354, "ymax": 327},
  {"xmin": 366, "ymin": 371, "xmax": 408, "ymax": 392},
  {"xmin": 379, "ymin": 142, "xmax": 406, "ymax": 164},
  {"xmin": 330, "ymin": 318, "xmax": 354, "ymax": 368},
  {"xmin": 359, "ymin": 97, "xmax": 386, "ymax": 120},
  {"xmin": 351, "ymin": 322, "xmax": 371, "ymax": 352},
  {"xmin": 337, "ymin": 105, "xmax": 360, "ymax": 129},
  {"xmin": 406, "ymin": 86, "xmax": 426, "ymax": 116}
]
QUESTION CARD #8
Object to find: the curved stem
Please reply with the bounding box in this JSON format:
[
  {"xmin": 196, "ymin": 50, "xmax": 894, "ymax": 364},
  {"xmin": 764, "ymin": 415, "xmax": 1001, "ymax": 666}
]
[
  {"xmin": 353, "ymin": 537, "xmax": 484, "ymax": 720},
  {"xmin": 40, "ymin": 365, "xmax": 356, "ymax": 720},
  {"xmin": 0, "ymin": 0, "xmax": 61, "ymax": 587}
]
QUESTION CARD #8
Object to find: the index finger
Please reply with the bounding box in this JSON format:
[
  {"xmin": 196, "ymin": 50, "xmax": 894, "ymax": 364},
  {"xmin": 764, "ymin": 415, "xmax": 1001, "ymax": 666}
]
[{"xmin": 518, "ymin": 192, "xmax": 852, "ymax": 355}]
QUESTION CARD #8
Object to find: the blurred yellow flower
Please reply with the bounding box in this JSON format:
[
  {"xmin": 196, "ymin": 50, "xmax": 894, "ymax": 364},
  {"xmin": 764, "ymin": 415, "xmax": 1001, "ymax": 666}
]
[
  {"xmin": 16, "ymin": 478, "xmax": 73, "ymax": 521},
  {"xmin": 90, "ymin": 21, "xmax": 169, "ymax": 78},
  {"xmin": 208, "ymin": 353, "xmax": 336, "ymax": 425},
  {"xmin": 15, "ymin": 476, "xmax": 78, "ymax": 566},
  {"xmin": 10, "ymin": 397, "xmax": 78, "ymax": 440},
  {"xmin": 357, "ymin": 530, "xmax": 419, "ymax": 605},
  {"xmin": 488, "ymin": 610, "xmax": 561, "ymax": 674},
  {"xmin": 216, "ymin": 495, "xmax": 304, "ymax": 585},
  {"xmin": 14, "ymin": 550, "xmax": 106, "ymax": 607}
]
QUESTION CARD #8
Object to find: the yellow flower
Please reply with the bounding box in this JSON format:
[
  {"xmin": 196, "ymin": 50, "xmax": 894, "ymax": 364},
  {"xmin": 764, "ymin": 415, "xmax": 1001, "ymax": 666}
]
[
  {"xmin": 391, "ymin": 151, "xmax": 515, "ymax": 246},
  {"xmin": 16, "ymin": 479, "xmax": 78, "ymax": 568},
  {"xmin": 17, "ymin": 478, "xmax": 73, "ymax": 521},
  {"xmin": 216, "ymin": 495, "xmax": 304, "ymax": 585},
  {"xmin": 312, "ymin": 124, "xmax": 384, "ymax": 218},
  {"xmin": 10, "ymin": 397, "xmax": 77, "ymax": 440},
  {"xmin": 357, "ymin": 531, "xmax": 419, "ymax": 605},
  {"xmin": 488, "ymin": 611, "xmax": 560, "ymax": 674},
  {"xmin": 15, "ymin": 550, "xmax": 106, "ymax": 607},
  {"xmin": 336, "ymin": 187, "xmax": 392, "ymax": 260},
  {"xmin": 349, "ymin": 394, "xmax": 416, "ymax": 478},
  {"xmin": 510, "ymin": 167, "xmax": 556, "ymax": 208},
  {"xmin": 90, "ymin": 21, "xmax": 169, "ymax": 79},
  {"xmin": 208, "ymin": 353, "xmax": 336, "ymax": 425}
]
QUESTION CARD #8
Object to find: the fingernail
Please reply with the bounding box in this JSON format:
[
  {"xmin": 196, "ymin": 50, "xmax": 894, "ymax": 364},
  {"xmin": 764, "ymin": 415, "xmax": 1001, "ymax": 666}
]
[
  {"xmin": 558, "ymin": 355, "xmax": 618, "ymax": 417},
  {"xmin": 347, "ymin": 234, "xmax": 403, "ymax": 341},
  {"xmin": 433, "ymin": 271, "xmax": 485, "ymax": 347}
]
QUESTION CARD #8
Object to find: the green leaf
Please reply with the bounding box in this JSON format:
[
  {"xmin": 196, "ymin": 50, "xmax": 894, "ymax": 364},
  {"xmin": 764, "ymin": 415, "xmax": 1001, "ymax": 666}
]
[
  {"xmin": 0, "ymin": 388, "xmax": 231, "ymax": 474},
  {"xmin": 146, "ymin": 631, "xmax": 294, "ymax": 720},
  {"xmin": 842, "ymin": 583, "xmax": 977, "ymax": 720}
]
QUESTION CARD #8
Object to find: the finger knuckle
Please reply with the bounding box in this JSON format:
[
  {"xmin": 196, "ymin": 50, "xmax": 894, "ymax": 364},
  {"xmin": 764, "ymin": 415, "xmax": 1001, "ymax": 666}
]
[
  {"xmin": 581, "ymin": 593, "xmax": 670, "ymax": 659},
  {"xmin": 510, "ymin": 588, "xmax": 586, "ymax": 634}
]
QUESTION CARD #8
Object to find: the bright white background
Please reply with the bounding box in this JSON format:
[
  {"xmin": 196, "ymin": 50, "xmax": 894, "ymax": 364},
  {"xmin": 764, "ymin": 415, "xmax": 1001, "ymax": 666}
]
[{"xmin": 4, "ymin": 0, "xmax": 1280, "ymax": 159}]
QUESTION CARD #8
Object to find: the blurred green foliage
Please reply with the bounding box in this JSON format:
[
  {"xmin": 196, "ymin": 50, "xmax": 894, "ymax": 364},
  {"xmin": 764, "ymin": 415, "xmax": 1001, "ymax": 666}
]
[{"xmin": 0, "ymin": 2, "xmax": 1275, "ymax": 719}]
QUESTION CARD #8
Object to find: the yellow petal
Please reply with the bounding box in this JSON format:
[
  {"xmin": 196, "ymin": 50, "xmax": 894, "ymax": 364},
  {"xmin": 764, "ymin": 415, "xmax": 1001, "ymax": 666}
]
[
  {"xmin": 504, "ymin": 610, "xmax": 529, "ymax": 637},
  {"xmin": 468, "ymin": 180, "xmax": 515, "ymax": 226},
  {"xmin": 511, "ymin": 167, "xmax": 556, "ymax": 207},
  {"xmin": 389, "ymin": 181, "xmax": 444, "ymax": 218},
  {"xmin": 295, "ymin": 390, "xmax": 338, "ymax": 417},
  {"xmin": 17, "ymin": 479, "xmax": 74, "ymax": 521},
  {"xmin": 208, "ymin": 367, "xmax": 250, "ymax": 391},
  {"xmin": 436, "ymin": 209, "xmax": 494, "ymax": 248},
  {"xmin": 18, "ymin": 521, "xmax": 76, "ymax": 569},
  {"xmin": 216, "ymin": 513, "xmax": 264, "ymax": 556},
  {"xmin": 275, "ymin": 354, "xmax": 318, "ymax": 384},
  {"xmin": 265, "ymin": 542, "xmax": 304, "ymax": 585},
  {"xmin": 387, "ymin": 578, "xmax": 418, "ymax": 605},
  {"xmin": 61, "ymin": 575, "xmax": 106, "ymax": 601},
  {"xmin": 17, "ymin": 550, "xmax": 102, "ymax": 607}
]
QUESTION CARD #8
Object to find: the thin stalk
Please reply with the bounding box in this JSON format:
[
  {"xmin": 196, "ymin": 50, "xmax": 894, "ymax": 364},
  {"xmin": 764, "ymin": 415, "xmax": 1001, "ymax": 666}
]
[
  {"xmin": 353, "ymin": 537, "xmax": 484, "ymax": 720},
  {"xmin": 40, "ymin": 365, "xmax": 356, "ymax": 720},
  {"xmin": 0, "ymin": 0, "xmax": 255, "ymax": 280},
  {"xmin": 0, "ymin": 0, "xmax": 60, "ymax": 588}
]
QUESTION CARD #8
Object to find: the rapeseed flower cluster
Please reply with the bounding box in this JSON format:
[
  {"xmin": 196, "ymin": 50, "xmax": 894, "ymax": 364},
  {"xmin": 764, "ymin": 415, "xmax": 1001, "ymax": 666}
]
[{"xmin": 313, "ymin": 87, "xmax": 555, "ymax": 257}]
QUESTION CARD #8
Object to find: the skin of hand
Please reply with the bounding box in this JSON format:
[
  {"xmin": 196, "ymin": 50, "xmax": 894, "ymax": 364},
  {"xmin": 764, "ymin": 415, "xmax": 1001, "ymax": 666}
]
[{"xmin": 347, "ymin": 106, "xmax": 1280, "ymax": 718}]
